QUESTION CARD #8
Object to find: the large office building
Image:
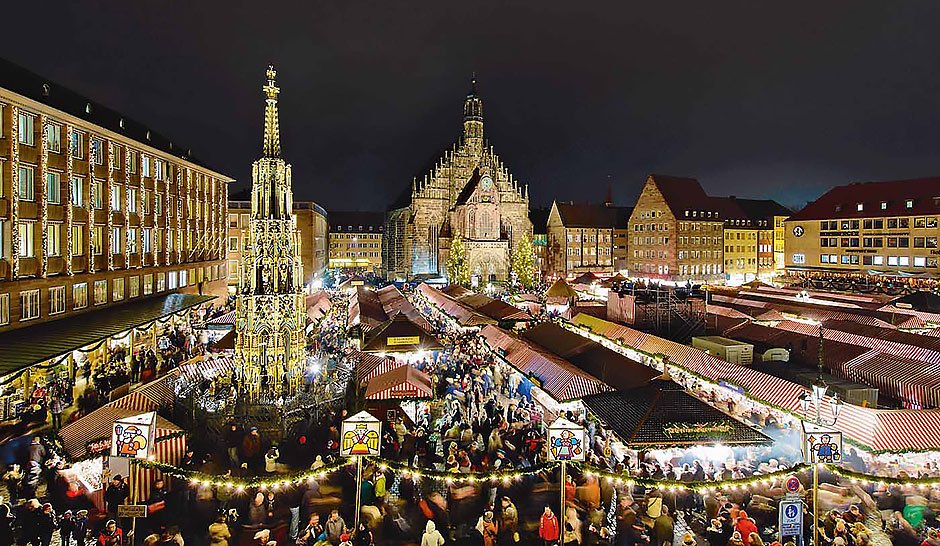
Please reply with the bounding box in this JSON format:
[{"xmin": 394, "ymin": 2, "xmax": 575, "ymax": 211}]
[
  {"xmin": 0, "ymin": 59, "xmax": 232, "ymax": 334},
  {"xmin": 784, "ymin": 178, "xmax": 940, "ymax": 277},
  {"xmin": 227, "ymin": 200, "xmax": 328, "ymax": 290},
  {"xmin": 628, "ymin": 175, "xmax": 725, "ymax": 283},
  {"xmin": 0, "ymin": 58, "xmax": 231, "ymax": 412},
  {"xmin": 546, "ymin": 200, "xmax": 632, "ymax": 279},
  {"xmin": 328, "ymin": 211, "xmax": 384, "ymax": 273}
]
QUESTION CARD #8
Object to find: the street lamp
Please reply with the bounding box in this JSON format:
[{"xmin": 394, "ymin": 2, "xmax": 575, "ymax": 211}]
[{"xmin": 798, "ymin": 326, "xmax": 844, "ymax": 546}]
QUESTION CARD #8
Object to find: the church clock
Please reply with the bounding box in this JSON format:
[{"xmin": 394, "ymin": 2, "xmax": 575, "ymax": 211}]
[{"xmin": 480, "ymin": 176, "xmax": 493, "ymax": 190}]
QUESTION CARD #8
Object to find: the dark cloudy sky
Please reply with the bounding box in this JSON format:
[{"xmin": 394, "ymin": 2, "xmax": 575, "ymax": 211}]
[{"xmin": 7, "ymin": 1, "xmax": 940, "ymax": 211}]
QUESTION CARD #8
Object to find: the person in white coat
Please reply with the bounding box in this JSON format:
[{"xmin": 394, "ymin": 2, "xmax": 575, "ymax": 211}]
[{"xmin": 421, "ymin": 520, "xmax": 445, "ymax": 546}]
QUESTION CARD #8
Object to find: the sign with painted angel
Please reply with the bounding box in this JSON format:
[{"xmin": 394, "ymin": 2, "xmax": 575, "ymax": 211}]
[{"xmin": 340, "ymin": 410, "xmax": 382, "ymax": 457}]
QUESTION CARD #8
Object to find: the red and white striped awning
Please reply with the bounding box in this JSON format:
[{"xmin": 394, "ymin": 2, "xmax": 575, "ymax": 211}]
[
  {"xmin": 839, "ymin": 351, "xmax": 940, "ymax": 409},
  {"xmin": 568, "ymin": 313, "xmax": 940, "ymax": 453},
  {"xmin": 480, "ymin": 325, "xmax": 611, "ymax": 402},
  {"xmin": 59, "ymin": 405, "xmax": 184, "ymax": 459},
  {"xmin": 206, "ymin": 310, "xmax": 235, "ymax": 325},
  {"xmin": 354, "ymin": 352, "xmax": 400, "ymax": 385},
  {"xmin": 365, "ymin": 365, "xmax": 433, "ymax": 400}
]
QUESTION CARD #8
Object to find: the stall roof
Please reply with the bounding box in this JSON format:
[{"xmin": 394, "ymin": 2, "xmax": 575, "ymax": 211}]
[
  {"xmin": 441, "ymin": 285, "xmax": 532, "ymax": 322},
  {"xmin": 0, "ymin": 293, "xmax": 214, "ymax": 377},
  {"xmin": 521, "ymin": 323, "xmax": 660, "ymax": 391},
  {"xmin": 365, "ymin": 365, "xmax": 434, "ymax": 400},
  {"xmin": 361, "ymin": 314, "xmax": 443, "ymax": 353},
  {"xmin": 59, "ymin": 405, "xmax": 183, "ymax": 459},
  {"xmin": 583, "ymin": 380, "xmax": 772, "ymax": 447}
]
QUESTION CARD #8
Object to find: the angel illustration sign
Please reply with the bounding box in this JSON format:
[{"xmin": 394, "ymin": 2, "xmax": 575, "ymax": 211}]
[
  {"xmin": 340, "ymin": 410, "xmax": 382, "ymax": 457},
  {"xmin": 110, "ymin": 411, "xmax": 157, "ymax": 459},
  {"xmin": 547, "ymin": 417, "xmax": 586, "ymax": 462}
]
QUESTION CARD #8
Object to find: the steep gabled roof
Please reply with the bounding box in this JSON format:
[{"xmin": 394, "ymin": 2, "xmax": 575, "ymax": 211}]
[
  {"xmin": 554, "ymin": 202, "xmax": 633, "ymax": 229},
  {"xmin": 787, "ymin": 178, "xmax": 940, "ymax": 221},
  {"xmin": 646, "ymin": 175, "xmax": 715, "ymax": 219}
]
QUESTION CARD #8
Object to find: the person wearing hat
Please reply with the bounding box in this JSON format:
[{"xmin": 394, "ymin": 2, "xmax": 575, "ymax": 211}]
[
  {"xmin": 499, "ymin": 496, "xmax": 519, "ymax": 544},
  {"xmin": 683, "ymin": 532, "xmax": 698, "ymax": 546},
  {"xmin": 59, "ymin": 509, "xmax": 76, "ymax": 546},
  {"xmin": 97, "ymin": 519, "xmax": 123, "ymax": 546},
  {"xmin": 242, "ymin": 427, "xmax": 263, "ymax": 471},
  {"xmin": 74, "ymin": 509, "xmax": 90, "ymax": 544},
  {"xmin": 104, "ymin": 475, "xmax": 128, "ymax": 517},
  {"xmin": 539, "ymin": 506, "xmax": 560, "ymax": 545}
]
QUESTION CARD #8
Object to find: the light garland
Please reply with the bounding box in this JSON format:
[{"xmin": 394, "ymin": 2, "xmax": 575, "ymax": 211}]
[
  {"xmin": 113, "ymin": 457, "xmax": 940, "ymax": 493},
  {"xmin": 65, "ymin": 124, "xmax": 74, "ymax": 276},
  {"xmin": 11, "ymin": 106, "xmax": 20, "ymax": 278},
  {"xmin": 39, "ymin": 115, "xmax": 49, "ymax": 278}
]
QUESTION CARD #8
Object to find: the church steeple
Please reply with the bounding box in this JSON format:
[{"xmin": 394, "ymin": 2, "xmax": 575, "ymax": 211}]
[
  {"xmin": 463, "ymin": 74, "xmax": 483, "ymax": 150},
  {"xmin": 262, "ymin": 64, "xmax": 281, "ymax": 158}
]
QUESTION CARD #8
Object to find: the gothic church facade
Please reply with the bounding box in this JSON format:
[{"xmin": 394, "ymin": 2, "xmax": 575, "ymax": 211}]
[{"xmin": 384, "ymin": 80, "xmax": 532, "ymax": 282}]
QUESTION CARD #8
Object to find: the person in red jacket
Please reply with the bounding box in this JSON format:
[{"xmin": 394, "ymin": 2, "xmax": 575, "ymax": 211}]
[
  {"xmin": 540, "ymin": 506, "xmax": 561, "ymax": 545},
  {"xmin": 736, "ymin": 511, "xmax": 759, "ymax": 546}
]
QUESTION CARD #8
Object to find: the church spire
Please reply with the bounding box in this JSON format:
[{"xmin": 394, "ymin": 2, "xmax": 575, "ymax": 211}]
[
  {"xmin": 262, "ymin": 64, "xmax": 281, "ymax": 158},
  {"xmin": 463, "ymin": 74, "xmax": 483, "ymax": 150}
]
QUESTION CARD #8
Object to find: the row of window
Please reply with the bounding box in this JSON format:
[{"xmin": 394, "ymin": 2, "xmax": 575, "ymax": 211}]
[
  {"xmin": 725, "ymin": 258, "xmax": 757, "ymax": 268},
  {"xmin": 851, "ymin": 199, "xmax": 918, "ymax": 212},
  {"xmin": 633, "ymin": 236, "xmax": 670, "ymax": 246},
  {"xmin": 677, "ymin": 250, "xmax": 721, "ymax": 260},
  {"xmin": 819, "ymin": 236, "xmax": 939, "ymax": 249},
  {"xmin": 2, "ymin": 222, "xmax": 172, "ymax": 259},
  {"xmin": 819, "ymin": 217, "xmax": 937, "ymax": 231},
  {"xmin": 336, "ymin": 252, "xmax": 380, "ymax": 258},
  {"xmin": 12, "ymin": 110, "xmax": 167, "ymax": 176},
  {"xmin": 818, "ymin": 254, "xmax": 939, "ymax": 268},
  {"xmin": 330, "ymin": 233, "xmax": 381, "ymax": 239},
  {"xmin": 329, "ymin": 242, "xmax": 380, "ymax": 249},
  {"xmin": 0, "ymin": 263, "xmax": 225, "ymax": 326},
  {"xmin": 725, "ymin": 245, "xmax": 758, "ymax": 253}
]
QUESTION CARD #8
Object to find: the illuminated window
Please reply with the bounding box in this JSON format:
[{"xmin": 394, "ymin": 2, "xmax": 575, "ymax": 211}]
[
  {"xmin": 49, "ymin": 286, "xmax": 66, "ymax": 315},
  {"xmin": 112, "ymin": 277, "xmax": 124, "ymax": 301},
  {"xmin": 94, "ymin": 280, "xmax": 108, "ymax": 305},
  {"xmin": 47, "ymin": 223, "xmax": 61, "ymax": 256},
  {"xmin": 0, "ymin": 294, "xmax": 9, "ymax": 326},
  {"xmin": 73, "ymin": 283, "xmax": 88, "ymax": 310},
  {"xmin": 18, "ymin": 222, "xmax": 35, "ymax": 257},
  {"xmin": 17, "ymin": 112, "xmax": 35, "ymax": 145},
  {"xmin": 20, "ymin": 290, "xmax": 40, "ymax": 321},
  {"xmin": 18, "ymin": 165, "xmax": 35, "ymax": 201}
]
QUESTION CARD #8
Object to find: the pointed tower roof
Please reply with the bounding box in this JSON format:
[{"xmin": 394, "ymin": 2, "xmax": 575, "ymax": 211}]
[
  {"xmin": 463, "ymin": 73, "xmax": 483, "ymax": 124},
  {"xmin": 262, "ymin": 64, "xmax": 281, "ymax": 158}
]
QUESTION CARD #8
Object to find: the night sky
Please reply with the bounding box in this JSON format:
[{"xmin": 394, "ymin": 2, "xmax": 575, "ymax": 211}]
[{"xmin": 7, "ymin": 1, "xmax": 940, "ymax": 212}]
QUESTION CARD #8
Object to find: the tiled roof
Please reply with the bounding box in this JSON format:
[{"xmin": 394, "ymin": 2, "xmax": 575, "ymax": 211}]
[
  {"xmin": 787, "ymin": 178, "xmax": 940, "ymax": 221},
  {"xmin": 716, "ymin": 197, "xmax": 792, "ymax": 225},
  {"xmin": 647, "ymin": 174, "xmax": 714, "ymax": 219},
  {"xmin": 555, "ymin": 202, "xmax": 633, "ymax": 229},
  {"xmin": 521, "ymin": 323, "xmax": 660, "ymax": 391},
  {"xmin": 329, "ymin": 211, "xmax": 385, "ymax": 232},
  {"xmin": 0, "ymin": 57, "xmax": 220, "ymax": 174}
]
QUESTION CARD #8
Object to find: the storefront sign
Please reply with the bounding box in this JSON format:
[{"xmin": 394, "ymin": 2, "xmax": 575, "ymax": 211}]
[
  {"xmin": 387, "ymin": 336, "xmax": 421, "ymax": 346},
  {"xmin": 86, "ymin": 438, "xmax": 111, "ymax": 455},
  {"xmin": 663, "ymin": 422, "xmax": 733, "ymax": 437},
  {"xmin": 117, "ymin": 504, "xmax": 148, "ymax": 518},
  {"xmin": 547, "ymin": 417, "xmax": 586, "ymax": 462},
  {"xmin": 340, "ymin": 410, "xmax": 382, "ymax": 457}
]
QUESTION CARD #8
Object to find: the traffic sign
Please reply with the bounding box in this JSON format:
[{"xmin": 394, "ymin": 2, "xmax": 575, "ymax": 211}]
[
  {"xmin": 778, "ymin": 499, "xmax": 802, "ymax": 540},
  {"xmin": 785, "ymin": 476, "xmax": 801, "ymax": 493},
  {"xmin": 117, "ymin": 504, "xmax": 148, "ymax": 518}
]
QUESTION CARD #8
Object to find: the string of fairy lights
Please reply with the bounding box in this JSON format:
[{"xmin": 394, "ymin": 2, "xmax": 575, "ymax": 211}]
[{"xmin": 127, "ymin": 457, "xmax": 940, "ymax": 493}]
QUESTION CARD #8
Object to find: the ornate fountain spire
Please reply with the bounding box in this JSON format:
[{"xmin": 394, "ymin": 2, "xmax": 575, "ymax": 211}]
[{"xmin": 262, "ymin": 64, "xmax": 281, "ymax": 158}]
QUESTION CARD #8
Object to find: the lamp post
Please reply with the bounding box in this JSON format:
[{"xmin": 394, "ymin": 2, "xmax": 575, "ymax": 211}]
[{"xmin": 797, "ymin": 327, "xmax": 844, "ymax": 546}]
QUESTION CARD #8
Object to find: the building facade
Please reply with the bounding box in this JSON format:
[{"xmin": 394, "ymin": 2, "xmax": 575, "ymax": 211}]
[
  {"xmin": 0, "ymin": 58, "xmax": 231, "ymax": 334},
  {"xmin": 228, "ymin": 200, "xmax": 328, "ymax": 290},
  {"xmin": 234, "ymin": 66, "xmax": 306, "ymax": 399},
  {"xmin": 328, "ymin": 211, "xmax": 383, "ymax": 273},
  {"xmin": 784, "ymin": 178, "xmax": 940, "ymax": 278},
  {"xmin": 718, "ymin": 198, "xmax": 791, "ymax": 285},
  {"xmin": 546, "ymin": 201, "xmax": 631, "ymax": 279},
  {"xmin": 628, "ymin": 175, "xmax": 724, "ymax": 283},
  {"xmin": 384, "ymin": 79, "xmax": 532, "ymax": 282}
]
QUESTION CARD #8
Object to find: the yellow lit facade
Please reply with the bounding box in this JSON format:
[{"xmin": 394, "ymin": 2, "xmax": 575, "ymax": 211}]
[{"xmin": 328, "ymin": 211, "xmax": 383, "ymax": 273}]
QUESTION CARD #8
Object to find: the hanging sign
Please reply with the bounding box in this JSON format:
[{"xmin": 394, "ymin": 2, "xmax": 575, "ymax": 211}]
[
  {"xmin": 547, "ymin": 417, "xmax": 586, "ymax": 462},
  {"xmin": 340, "ymin": 410, "xmax": 382, "ymax": 457},
  {"xmin": 110, "ymin": 411, "xmax": 157, "ymax": 459},
  {"xmin": 803, "ymin": 422, "xmax": 842, "ymax": 464},
  {"xmin": 387, "ymin": 336, "xmax": 421, "ymax": 347}
]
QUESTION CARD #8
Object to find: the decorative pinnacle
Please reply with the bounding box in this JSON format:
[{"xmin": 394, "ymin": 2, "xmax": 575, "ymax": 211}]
[{"xmin": 262, "ymin": 64, "xmax": 281, "ymax": 158}]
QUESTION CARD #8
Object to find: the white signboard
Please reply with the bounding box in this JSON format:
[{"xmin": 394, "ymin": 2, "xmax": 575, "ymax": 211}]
[
  {"xmin": 802, "ymin": 422, "xmax": 842, "ymax": 464},
  {"xmin": 547, "ymin": 417, "xmax": 586, "ymax": 462},
  {"xmin": 340, "ymin": 410, "xmax": 382, "ymax": 457},
  {"xmin": 779, "ymin": 499, "xmax": 803, "ymax": 539},
  {"xmin": 110, "ymin": 411, "xmax": 157, "ymax": 459}
]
